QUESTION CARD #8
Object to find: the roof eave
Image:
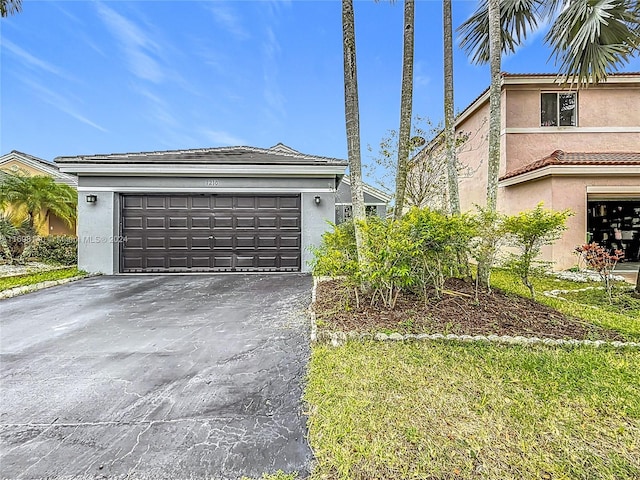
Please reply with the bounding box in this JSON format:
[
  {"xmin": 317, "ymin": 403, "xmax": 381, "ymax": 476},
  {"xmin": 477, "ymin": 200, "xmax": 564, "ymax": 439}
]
[
  {"xmin": 58, "ymin": 163, "xmax": 348, "ymax": 177},
  {"xmin": 499, "ymin": 164, "xmax": 640, "ymax": 187}
]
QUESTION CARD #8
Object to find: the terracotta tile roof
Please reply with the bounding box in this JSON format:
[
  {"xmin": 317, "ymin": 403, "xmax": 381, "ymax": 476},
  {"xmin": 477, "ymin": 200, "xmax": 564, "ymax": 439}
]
[
  {"xmin": 502, "ymin": 72, "xmax": 640, "ymax": 78},
  {"xmin": 500, "ymin": 150, "xmax": 640, "ymax": 180}
]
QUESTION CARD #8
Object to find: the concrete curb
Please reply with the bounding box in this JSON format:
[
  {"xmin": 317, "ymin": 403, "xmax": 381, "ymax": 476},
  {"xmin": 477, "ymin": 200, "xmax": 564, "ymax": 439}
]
[
  {"xmin": 309, "ymin": 277, "xmax": 640, "ymax": 350},
  {"xmin": 0, "ymin": 274, "xmax": 94, "ymax": 300}
]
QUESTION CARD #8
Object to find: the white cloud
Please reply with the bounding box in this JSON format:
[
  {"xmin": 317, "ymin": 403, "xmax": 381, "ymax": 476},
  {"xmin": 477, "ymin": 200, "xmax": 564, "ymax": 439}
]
[
  {"xmin": 2, "ymin": 39, "xmax": 68, "ymax": 78},
  {"xmin": 201, "ymin": 129, "xmax": 246, "ymax": 146},
  {"xmin": 95, "ymin": 2, "xmax": 164, "ymax": 83},
  {"xmin": 23, "ymin": 79, "xmax": 108, "ymax": 133},
  {"xmin": 207, "ymin": 3, "xmax": 249, "ymax": 40},
  {"xmin": 262, "ymin": 26, "xmax": 285, "ymax": 118}
]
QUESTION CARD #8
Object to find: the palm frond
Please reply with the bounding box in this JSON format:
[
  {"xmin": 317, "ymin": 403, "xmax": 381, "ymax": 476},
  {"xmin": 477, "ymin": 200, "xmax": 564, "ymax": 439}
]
[
  {"xmin": 459, "ymin": 0, "xmax": 543, "ymax": 64},
  {"xmin": 546, "ymin": 0, "xmax": 640, "ymax": 85}
]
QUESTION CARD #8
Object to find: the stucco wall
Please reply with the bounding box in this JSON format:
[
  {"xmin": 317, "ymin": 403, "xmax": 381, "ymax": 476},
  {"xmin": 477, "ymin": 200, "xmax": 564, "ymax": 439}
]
[
  {"xmin": 76, "ymin": 175, "xmax": 337, "ymax": 274},
  {"xmin": 457, "ymin": 102, "xmax": 490, "ymax": 212},
  {"xmin": 503, "ymin": 84, "xmax": 640, "ymax": 170},
  {"xmin": 77, "ymin": 191, "xmax": 118, "ymax": 274},
  {"xmin": 504, "ymin": 176, "xmax": 640, "ymax": 270}
]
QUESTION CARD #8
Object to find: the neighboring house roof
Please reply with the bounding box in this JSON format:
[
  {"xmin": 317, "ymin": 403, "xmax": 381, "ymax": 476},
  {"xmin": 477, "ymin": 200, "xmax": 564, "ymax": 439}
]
[
  {"xmin": 0, "ymin": 150, "xmax": 78, "ymax": 186},
  {"xmin": 55, "ymin": 144, "xmax": 346, "ymax": 166},
  {"xmin": 340, "ymin": 175, "xmax": 392, "ymax": 203},
  {"xmin": 499, "ymin": 150, "xmax": 640, "ymax": 185}
]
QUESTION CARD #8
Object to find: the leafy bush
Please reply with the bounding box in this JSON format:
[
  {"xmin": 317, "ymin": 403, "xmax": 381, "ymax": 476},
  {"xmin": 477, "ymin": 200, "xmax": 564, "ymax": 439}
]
[
  {"xmin": 0, "ymin": 212, "xmax": 35, "ymax": 264},
  {"xmin": 30, "ymin": 235, "xmax": 78, "ymax": 265},
  {"xmin": 575, "ymin": 242, "xmax": 624, "ymax": 304},
  {"xmin": 404, "ymin": 208, "xmax": 476, "ymax": 298},
  {"xmin": 311, "ymin": 221, "xmax": 358, "ymax": 278},
  {"xmin": 312, "ymin": 209, "xmax": 476, "ymax": 308},
  {"xmin": 469, "ymin": 206, "xmax": 506, "ymax": 292},
  {"xmin": 503, "ymin": 203, "xmax": 573, "ymax": 299},
  {"xmin": 359, "ymin": 217, "xmax": 415, "ymax": 308}
]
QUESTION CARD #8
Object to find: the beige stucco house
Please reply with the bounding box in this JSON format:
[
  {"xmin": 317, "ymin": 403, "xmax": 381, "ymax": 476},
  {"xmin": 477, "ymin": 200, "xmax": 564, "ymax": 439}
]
[
  {"xmin": 0, "ymin": 150, "xmax": 77, "ymax": 236},
  {"xmin": 446, "ymin": 72, "xmax": 640, "ymax": 270}
]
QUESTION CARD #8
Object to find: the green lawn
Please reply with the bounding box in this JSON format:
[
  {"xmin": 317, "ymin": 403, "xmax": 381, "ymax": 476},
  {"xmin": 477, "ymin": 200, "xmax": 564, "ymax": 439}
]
[
  {"xmin": 305, "ymin": 341, "xmax": 640, "ymax": 480},
  {"xmin": 0, "ymin": 267, "xmax": 85, "ymax": 292},
  {"xmin": 490, "ymin": 269, "xmax": 640, "ymax": 341}
]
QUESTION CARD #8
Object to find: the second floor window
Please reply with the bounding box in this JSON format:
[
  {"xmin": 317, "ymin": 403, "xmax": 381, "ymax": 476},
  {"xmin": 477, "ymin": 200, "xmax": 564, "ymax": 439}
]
[{"xmin": 541, "ymin": 92, "xmax": 577, "ymax": 126}]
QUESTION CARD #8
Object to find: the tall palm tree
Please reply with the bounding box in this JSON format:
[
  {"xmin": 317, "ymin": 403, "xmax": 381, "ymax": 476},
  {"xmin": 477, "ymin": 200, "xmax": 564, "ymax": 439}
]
[
  {"xmin": 443, "ymin": 0, "xmax": 460, "ymax": 215},
  {"xmin": 1, "ymin": 0, "xmax": 22, "ymax": 17},
  {"xmin": 0, "ymin": 174, "xmax": 77, "ymax": 232},
  {"xmin": 394, "ymin": 0, "xmax": 415, "ymax": 219},
  {"xmin": 342, "ymin": 0, "xmax": 367, "ymax": 260}
]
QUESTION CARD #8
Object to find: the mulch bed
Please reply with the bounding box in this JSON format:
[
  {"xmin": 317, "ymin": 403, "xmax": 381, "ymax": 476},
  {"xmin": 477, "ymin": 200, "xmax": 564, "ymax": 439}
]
[{"xmin": 314, "ymin": 278, "xmax": 626, "ymax": 341}]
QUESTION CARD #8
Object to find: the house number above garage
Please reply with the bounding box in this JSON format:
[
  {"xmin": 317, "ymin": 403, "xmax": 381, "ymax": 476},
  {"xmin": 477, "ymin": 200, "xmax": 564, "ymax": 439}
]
[{"xmin": 206, "ymin": 179, "xmax": 220, "ymax": 186}]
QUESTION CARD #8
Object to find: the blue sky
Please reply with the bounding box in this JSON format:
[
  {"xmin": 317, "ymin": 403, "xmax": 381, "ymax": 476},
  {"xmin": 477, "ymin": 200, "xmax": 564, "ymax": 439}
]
[{"xmin": 2, "ymin": 0, "xmax": 639, "ymax": 180}]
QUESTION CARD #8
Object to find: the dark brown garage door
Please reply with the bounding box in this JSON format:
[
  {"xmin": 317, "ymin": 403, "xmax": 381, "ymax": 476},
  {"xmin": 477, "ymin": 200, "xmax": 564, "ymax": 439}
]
[{"xmin": 120, "ymin": 194, "xmax": 301, "ymax": 273}]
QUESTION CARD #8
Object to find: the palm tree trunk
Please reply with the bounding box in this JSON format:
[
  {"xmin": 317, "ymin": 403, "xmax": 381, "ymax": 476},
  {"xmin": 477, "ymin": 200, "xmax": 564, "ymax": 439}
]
[
  {"xmin": 342, "ymin": 0, "xmax": 367, "ymax": 260},
  {"xmin": 393, "ymin": 0, "xmax": 415, "ymax": 220},
  {"xmin": 486, "ymin": 0, "xmax": 501, "ymax": 211},
  {"xmin": 443, "ymin": 0, "xmax": 460, "ymax": 215},
  {"xmin": 478, "ymin": 0, "xmax": 502, "ymax": 287}
]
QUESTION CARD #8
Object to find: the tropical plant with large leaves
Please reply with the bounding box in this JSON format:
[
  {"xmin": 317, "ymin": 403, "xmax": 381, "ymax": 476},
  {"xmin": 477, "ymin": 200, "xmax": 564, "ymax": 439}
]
[
  {"xmin": 0, "ymin": 174, "xmax": 77, "ymax": 232},
  {"xmin": 459, "ymin": 0, "xmax": 640, "ymax": 85}
]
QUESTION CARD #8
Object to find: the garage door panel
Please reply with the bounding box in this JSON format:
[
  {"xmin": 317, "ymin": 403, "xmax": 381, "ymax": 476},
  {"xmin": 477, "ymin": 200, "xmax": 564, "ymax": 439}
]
[
  {"xmin": 279, "ymin": 197, "xmax": 300, "ymax": 210},
  {"xmin": 168, "ymin": 237, "xmax": 188, "ymax": 249},
  {"xmin": 190, "ymin": 196, "xmax": 211, "ymax": 209},
  {"xmin": 236, "ymin": 216, "xmax": 256, "ymax": 229},
  {"xmin": 190, "ymin": 216, "xmax": 211, "ymax": 229},
  {"xmin": 235, "ymin": 197, "xmax": 256, "ymax": 209},
  {"xmin": 146, "ymin": 197, "xmax": 167, "ymax": 209},
  {"xmin": 191, "ymin": 236, "xmax": 211, "ymax": 249},
  {"xmin": 213, "ymin": 196, "xmax": 233, "ymax": 209},
  {"xmin": 145, "ymin": 257, "xmax": 166, "ymax": 269},
  {"xmin": 236, "ymin": 235, "xmax": 257, "ymax": 249},
  {"xmin": 280, "ymin": 216, "xmax": 300, "ymax": 229},
  {"xmin": 123, "ymin": 196, "xmax": 143, "ymax": 209},
  {"xmin": 168, "ymin": 256, "xmax": 188, "ymax": 268},
  {"xmin": 146, "ymin": 237, "xmax": 167, "ymax": 249},
  {"xmin": 121, "ymin": 194, "xmax": 300, "ymax": 273},
  {"xmin": 125, "ymin": 236, "xmax": 143, "ymax": 249},
  {"xmin": 169, "ymin": 197, "xmax": 189, "ymax": 209},
  {"xmin": 257, "ymin": 216, "xmax": 277, "ymax": 229},
  {"xmin": 169, "ymin": 217, "xmax": 188, "ymax": 228},
  {"xmin": 257, "ymin": 197, "xmax": 278, "ymax": 209},
  {"xmin": 213, "ymin": 216, "xmax": 233, "ymax": 229},
  {"xmin": 124, "ymin": 217, "xmax": 143, "ymax": 229},
  {"xmin": 146, "ymin": 217, "xmax": 166, "ymax": 229},
  {"xmin": 280, "ymin": 235, "xmax": 300, "ymax": 249}
]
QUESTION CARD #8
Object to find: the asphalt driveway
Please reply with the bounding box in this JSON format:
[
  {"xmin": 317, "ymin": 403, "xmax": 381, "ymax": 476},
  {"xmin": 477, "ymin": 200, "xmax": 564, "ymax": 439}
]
[{"xmin": 0, "ymin": 274, "xmax": 313, "ymax": 480}]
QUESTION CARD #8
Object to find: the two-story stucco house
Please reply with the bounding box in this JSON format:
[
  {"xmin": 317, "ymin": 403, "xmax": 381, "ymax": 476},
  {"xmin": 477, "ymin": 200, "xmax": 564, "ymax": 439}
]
[{"xmin": 450, "ymin": 72, "xmax": 640, "ymax": 270}]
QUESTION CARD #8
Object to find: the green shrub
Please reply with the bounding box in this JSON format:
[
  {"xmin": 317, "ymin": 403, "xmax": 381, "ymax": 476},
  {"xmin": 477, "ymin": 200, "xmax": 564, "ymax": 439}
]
[
  {"xmin": 503, "ymin": 203, "xmax": 573, "ymax": 299},
  {"xmin": 311, "ymin": 221, "xmax": 358, "ymax": 278},
  {"xmin": 312, "ymin": 209, "xmax": 477, "ymax": 308},
  {"xmin": 31, "ymin": 235, "xmax": 78, "ymax": 265},
  {"xmin": 359, "ymin": 216, "xmax": 416, "ymax": 308},
  {"xmin": 404, "ymin": 207, "xmax": 476, "ymax": 298}
]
